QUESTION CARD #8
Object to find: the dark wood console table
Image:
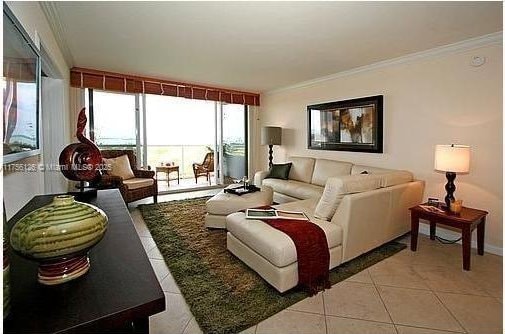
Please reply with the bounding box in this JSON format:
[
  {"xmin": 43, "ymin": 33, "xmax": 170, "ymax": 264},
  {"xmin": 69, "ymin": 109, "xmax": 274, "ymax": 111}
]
[{"xmin": 4, "ymin": 189, "xmax": 165, "ymax": 333}]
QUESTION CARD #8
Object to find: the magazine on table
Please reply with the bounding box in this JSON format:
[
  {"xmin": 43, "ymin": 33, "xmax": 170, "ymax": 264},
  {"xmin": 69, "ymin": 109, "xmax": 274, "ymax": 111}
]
[{"xmin": 245, "ymin": 209, "xmax": 309, "ymax": 221}]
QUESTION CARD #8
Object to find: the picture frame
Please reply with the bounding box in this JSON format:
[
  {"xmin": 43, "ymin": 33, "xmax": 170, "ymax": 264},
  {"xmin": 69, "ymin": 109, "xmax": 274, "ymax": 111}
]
[{"xmin": 307, "ymin": 95, "xmax": 383, "ymax": 153}]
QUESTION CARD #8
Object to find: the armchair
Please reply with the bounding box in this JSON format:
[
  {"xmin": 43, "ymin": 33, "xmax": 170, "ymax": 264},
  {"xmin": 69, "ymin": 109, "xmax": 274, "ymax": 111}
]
[
  {"xmin": 92, "ymin": 150, "xmax": 158, "ymax": 204},
  {"xmin": 192, "ymin": 152, "xmax": 214, "ymax": 184}
]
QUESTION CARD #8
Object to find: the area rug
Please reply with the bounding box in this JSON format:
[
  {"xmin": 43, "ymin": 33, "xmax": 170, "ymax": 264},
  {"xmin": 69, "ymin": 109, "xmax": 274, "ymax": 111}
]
[{"xmin": 139, "ymin": 197, "xmax": 406, "ymax": 334}]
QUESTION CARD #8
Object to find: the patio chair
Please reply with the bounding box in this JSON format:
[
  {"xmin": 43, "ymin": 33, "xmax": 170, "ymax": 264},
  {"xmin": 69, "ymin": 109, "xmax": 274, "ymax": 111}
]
[{"xmin": 193, "ymin": 152, "xmax": 214, "ymax": 184}]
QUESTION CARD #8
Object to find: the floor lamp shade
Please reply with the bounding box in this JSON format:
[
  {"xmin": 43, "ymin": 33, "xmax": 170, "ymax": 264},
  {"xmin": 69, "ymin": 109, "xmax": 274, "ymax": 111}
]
[
  {"xmin": 261, "ymin": 127, "xmax": 282, "ymax": 168},
  {"xmin": 434, "ymin": 144, "xmax": 470, "ymax": 208},
  {"xmin": 261, "ymin": 127, "xmax": 282, "ymax": 146}
]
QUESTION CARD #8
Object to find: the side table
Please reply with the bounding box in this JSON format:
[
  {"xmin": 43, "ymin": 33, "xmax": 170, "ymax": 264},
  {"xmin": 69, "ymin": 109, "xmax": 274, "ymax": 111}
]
[
  {"xmin": 409, "ymin": 204, "xmax": 488, "ymax": 271},
  {"xmin": 156, "ymin": 165, "xmax": 180, "ymax": 186}
]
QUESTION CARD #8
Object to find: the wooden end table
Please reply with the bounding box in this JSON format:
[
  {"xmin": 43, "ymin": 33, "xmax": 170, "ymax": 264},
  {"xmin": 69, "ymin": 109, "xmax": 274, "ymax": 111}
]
[
  {"xmin": 155, "ymin": 165, "xmax": 180, "ymax": 186},
  {"xmin": 409, "ymin": 204, "xmax": 488, "ymax": 271}
]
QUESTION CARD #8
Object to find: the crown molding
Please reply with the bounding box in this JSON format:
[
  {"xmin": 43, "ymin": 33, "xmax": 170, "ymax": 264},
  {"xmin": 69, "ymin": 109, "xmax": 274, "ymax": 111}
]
[
  {"xmin": 39, "ymin": 2, "xmax": 75, "ymax": 67},
  {"xmin": 265, "ymin": 32, "xmax": 503, "ymax": 95}
]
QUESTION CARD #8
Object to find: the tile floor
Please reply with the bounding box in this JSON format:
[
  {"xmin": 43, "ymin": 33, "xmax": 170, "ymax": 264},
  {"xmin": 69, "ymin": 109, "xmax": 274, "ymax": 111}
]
[{"xmin": 129, "ymin": 192, "xmax": 503, "ymax": 334}]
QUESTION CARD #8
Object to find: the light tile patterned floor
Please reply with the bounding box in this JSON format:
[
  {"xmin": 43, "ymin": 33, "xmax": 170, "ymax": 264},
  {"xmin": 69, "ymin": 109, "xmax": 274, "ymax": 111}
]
[{"xmin": 129, "ymin": 192, "xmax": 503, "ymax": 334}]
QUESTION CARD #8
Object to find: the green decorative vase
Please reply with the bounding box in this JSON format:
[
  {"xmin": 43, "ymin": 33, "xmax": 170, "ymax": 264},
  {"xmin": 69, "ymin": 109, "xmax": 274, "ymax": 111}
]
[{"xmin": 10, "ymin": 195, "xmax": 108, "ymax": 285}]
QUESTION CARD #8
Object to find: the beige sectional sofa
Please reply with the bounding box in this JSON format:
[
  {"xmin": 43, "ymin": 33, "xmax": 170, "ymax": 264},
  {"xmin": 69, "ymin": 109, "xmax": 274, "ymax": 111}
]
[
  {"xmin": 227, "ymin": 156, "xmax": 424, "ymax": 292},
  {"xmin": 254, "ymin": 156, "xmax": 414, "ymax": 204}
]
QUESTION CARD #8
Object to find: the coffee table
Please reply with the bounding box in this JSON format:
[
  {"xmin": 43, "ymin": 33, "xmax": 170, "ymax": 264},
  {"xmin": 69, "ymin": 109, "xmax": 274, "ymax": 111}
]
[
  {"xmin": 156, "ymin": 165, "xmax": 180, "ymax": 186},
  {"xmin": 4, "ymin": 189, "xmax": 165, "ymax": 333}
]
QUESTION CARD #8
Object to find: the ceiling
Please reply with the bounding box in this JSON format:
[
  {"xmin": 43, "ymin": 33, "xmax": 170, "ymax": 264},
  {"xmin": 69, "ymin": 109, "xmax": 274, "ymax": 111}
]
[{"xmin": 45, "ymin": 1, "xmax": 502, "ymax": 92}]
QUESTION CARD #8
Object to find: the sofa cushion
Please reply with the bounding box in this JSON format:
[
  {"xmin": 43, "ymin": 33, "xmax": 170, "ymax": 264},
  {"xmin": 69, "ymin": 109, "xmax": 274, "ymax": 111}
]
[
  {"xmin": 262, "ymin": 178, "xmax": 323, "ymax": 200},
  {"xmin": 351, "ymin": 165, "xmax": 413, "ymax": 187},
  {"xmin": 311, "ymin": 159, "xmax": 353, "ymax": 186},
  {"xmin": 315, "ymin": 174, "xmax": 382, "ymax": 220},
  {"xmin": 103, "ymin": 154, "xmax": 135, "ymax": 180},
  {"xmin": 122, "ymin": 177, "xmax": 154, "ymax": 190},
  {"xmin": 287, "ymin": 157, "xmax": 315, "ymax": 183},
  {"xmin": 226, "ymin": 211, "xmax": 342, "ymax": 267},
  {"xmin": 266, "ymin": 163, "xmax": 292, "ymax": 180}
]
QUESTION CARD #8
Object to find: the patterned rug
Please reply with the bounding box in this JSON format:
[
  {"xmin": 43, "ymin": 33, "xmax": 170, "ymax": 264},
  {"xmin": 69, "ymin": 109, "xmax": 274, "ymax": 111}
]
[{"xmin": 139, "ymin": 197, "xmax": 406, "ymax": 334}]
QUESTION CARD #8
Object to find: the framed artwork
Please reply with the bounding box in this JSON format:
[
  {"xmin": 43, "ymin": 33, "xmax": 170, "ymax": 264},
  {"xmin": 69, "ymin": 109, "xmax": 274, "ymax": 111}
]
[{"xmin": 307, "ymin": 95, "xmax": 383, "ymax": 153}]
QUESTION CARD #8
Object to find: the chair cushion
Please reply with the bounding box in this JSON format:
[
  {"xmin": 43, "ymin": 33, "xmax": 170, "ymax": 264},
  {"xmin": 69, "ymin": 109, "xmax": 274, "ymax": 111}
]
[
  {"xmin": 287, "ymin": 157, "xmax": 315, "ymax": 183},
  {"xmin": 123, "ymin": 177, "xmax": 154, "ymax": 190},
  {"xmin": 226, "ymin": 211, "xmax": 342, "ymax": 267},
  {"xmin": 311, "ymin": 159, "xmax": 353, "ymax": 186},
  {"xmin": 351, "ymin": 165, "xmax": 413, "ymax": 187},
  {"xmin": 103, "ymin": 155, "xmax": 135, "ymax": 180},
  {"xmin": 315, "ymin": 174, "xmax": 382, "ymax": 220},
  {"xmin": 265, "ymin": 163, "xmax": 292, "ymax": 180},
  {"xmin": 262, "ymin": 178, "xmax": 323, "ymax": 200}
]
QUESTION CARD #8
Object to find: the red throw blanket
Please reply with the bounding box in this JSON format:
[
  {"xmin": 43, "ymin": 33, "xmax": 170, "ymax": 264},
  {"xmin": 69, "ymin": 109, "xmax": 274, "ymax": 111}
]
[{"xmin": 260, "ymin": 217, "xmax": 331, "ymax": 295}]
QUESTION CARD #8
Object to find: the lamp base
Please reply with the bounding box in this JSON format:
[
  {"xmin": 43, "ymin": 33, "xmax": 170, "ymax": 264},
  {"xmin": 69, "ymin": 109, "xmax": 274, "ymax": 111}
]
[
  {"xmin": 268, "ymin": 145, "xmax": 274, "ymax": 169},
  {"xmin": 444, "ymin": 171, "xmax": 456, "ymax": 208}
]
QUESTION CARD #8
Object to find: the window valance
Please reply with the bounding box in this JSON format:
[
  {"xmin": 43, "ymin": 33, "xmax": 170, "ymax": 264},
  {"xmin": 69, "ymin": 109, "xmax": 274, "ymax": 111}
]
[{"xmin": 70, "ymin": 67, "xmax": 260, "ymax": 106}]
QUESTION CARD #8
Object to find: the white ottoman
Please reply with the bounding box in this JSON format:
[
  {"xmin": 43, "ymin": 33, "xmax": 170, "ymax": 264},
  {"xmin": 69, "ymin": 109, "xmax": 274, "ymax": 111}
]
[{"xmin": 205, "ymin": 185, "xmax": 273, "ymax": 229}]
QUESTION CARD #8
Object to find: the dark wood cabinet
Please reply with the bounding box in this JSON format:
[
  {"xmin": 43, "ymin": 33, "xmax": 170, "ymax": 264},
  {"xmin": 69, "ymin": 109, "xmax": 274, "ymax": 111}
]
[{"xmin": 4, "ymin": 189, "xmax": 165, "ymax": 333}]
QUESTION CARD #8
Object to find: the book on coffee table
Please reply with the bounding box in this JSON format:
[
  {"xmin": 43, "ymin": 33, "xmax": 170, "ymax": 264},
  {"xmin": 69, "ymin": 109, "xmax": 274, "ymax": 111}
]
[{"xmin": 245, "ymin": 209, "xmax": 309, "ymax": 221}]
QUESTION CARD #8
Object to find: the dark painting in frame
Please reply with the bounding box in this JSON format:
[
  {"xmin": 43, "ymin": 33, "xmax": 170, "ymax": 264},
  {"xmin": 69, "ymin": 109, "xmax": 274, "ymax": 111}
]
[{"xmin": 307, "ymin": 95, "xmax": 383, "ymax": 153}]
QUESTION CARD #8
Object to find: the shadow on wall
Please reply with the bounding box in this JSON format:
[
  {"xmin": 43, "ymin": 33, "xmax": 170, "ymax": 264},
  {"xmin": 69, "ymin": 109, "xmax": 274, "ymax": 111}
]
[{"xmin": 275, "ymin": 128, "xmax": 297, "ymax": 163}]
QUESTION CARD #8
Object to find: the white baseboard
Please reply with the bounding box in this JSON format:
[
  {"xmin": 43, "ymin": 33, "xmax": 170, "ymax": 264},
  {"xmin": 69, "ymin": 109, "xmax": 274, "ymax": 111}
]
[{"xmin": 418, "ymin": 223, "xmax": 502, "ymax": 256}]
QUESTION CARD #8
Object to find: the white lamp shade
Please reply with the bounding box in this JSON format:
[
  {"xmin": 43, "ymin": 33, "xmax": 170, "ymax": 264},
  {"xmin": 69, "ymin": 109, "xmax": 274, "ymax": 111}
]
[
  {"xmin": 261, "ymin": 127, "xmax": 282, "ymax": 145},
  {"xmin": 434, "ymin": 144, "xmax": 470, "ymax": 173}
]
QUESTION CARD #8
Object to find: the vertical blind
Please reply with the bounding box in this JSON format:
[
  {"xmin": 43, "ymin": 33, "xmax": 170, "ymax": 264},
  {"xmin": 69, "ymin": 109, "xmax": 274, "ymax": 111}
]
[{"xmin": 70, "ymin": 67, "xmax": 260, "ymax": 106}]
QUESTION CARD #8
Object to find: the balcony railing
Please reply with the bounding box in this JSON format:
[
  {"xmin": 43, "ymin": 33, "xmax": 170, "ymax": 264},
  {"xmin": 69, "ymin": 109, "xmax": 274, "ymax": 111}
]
[
  {"xmin": 146, "ymin": 144, "xmax": 213, "ymax": 179},
  {"xmin": 97, "ymin": 143, "xmax": 246, "ymax": 183},
  {"xmin": 98, "ymin": 144, "xmax": 213, "ymax": 179}
]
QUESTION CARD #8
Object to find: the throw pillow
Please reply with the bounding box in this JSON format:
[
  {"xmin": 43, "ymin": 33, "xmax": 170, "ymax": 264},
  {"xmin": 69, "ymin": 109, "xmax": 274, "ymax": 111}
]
[
  {"xmin": 103, "ymin": 155, "xmax": 135, "ymax": 180},
  {"xmin": 265, "ymin": 163, "xmax": 292, "ymax": 180},
  {"xmin": 314, "ymin": 174, "xmax": 382, "ymax": 220}
]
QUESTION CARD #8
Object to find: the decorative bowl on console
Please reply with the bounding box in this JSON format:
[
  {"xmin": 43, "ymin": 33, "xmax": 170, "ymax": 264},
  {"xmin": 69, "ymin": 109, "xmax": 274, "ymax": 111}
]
[{"xmin": 9, "ymin": 195, "xmax": 108, "ymax": 285}]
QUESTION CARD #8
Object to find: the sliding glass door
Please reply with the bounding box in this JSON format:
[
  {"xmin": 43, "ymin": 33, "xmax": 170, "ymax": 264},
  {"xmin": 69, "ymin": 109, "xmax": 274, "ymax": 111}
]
[
  {"xmin": 144, "ymin": 94, "xmax": 216, "ymax": 182},
  {"xmin": 86, "ymin": 90, "xmax": 136, "ymax": 150},
  {"xmin": 86, "ymin": 89, "xmax": 248, "ymax": 190},
  {"xmin": 221, "ymin": 103, "xmax": 248, "ymax": 184}
]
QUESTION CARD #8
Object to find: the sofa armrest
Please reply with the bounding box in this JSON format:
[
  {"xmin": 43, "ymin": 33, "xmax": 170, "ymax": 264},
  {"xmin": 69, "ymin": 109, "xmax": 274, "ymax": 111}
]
[
  {"xmin": 254, "ymin": 171, "xmax": 270, "ymax": 186},
  {"xmin": 97, "ymin": 174, "xmax": 124, "ymax": 188},
  {"xmin": 134, "ymin": 169, "xmax": 155, "ymax": 178},
  {"xmin": 331, "ymin": 190, "xmax": 390, "ymax": 263},
  {"xmin": 331, "ymin": 181, "xmax": 424, "ymax": 263}
]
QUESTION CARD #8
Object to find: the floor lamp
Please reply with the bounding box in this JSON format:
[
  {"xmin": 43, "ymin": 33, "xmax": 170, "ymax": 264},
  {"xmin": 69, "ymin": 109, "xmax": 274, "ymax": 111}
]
[{"xmin": 261, "ymin": 127, "xmax": 282, "ymax": 168}]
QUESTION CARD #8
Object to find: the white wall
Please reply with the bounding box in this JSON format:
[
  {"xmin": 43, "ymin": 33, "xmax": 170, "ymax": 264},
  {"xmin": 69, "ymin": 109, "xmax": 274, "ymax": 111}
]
[
  {"xmin": 3, "ymin": 2, "xmax": 70, "ymax": 219},
  {"xmin": 258, "ymin": 41, "xmax": 502, "ymax": 253}
]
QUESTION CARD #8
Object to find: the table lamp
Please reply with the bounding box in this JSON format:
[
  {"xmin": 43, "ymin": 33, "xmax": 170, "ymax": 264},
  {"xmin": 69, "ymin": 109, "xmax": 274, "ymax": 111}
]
[
  {"xmin": 261, "ymin": 126, "xmax": 282, "ymax": 168},
  {"xmin": 434, "ymin": 144, "xmax": 470, "ymax": 208}
]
